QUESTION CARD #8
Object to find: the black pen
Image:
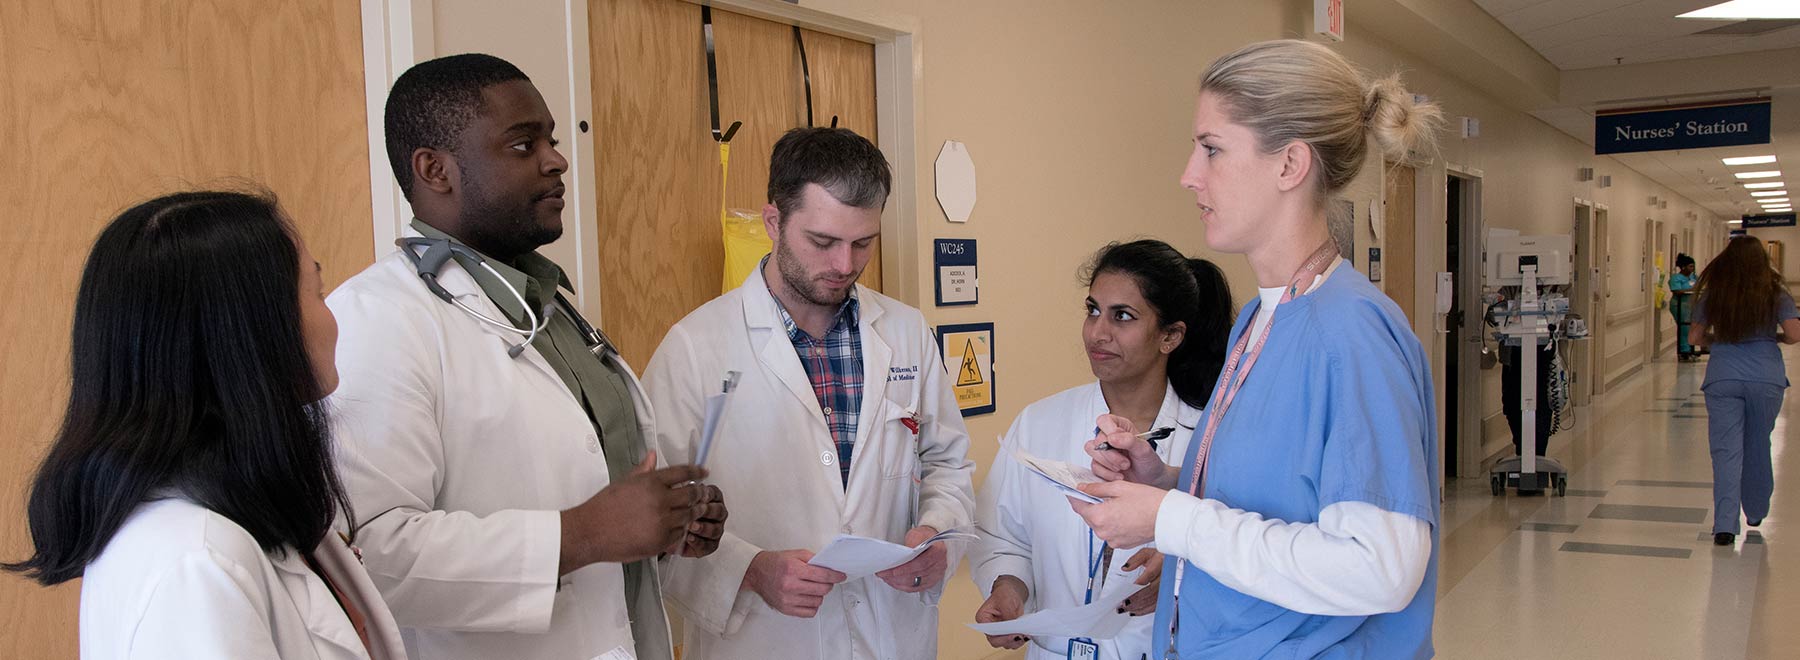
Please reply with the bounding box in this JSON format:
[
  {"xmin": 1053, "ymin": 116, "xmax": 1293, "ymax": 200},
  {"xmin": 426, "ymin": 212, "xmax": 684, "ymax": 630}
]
[{"xmin": 1096, "ymin": 426, "xmax": 1174, "ymax": 452}]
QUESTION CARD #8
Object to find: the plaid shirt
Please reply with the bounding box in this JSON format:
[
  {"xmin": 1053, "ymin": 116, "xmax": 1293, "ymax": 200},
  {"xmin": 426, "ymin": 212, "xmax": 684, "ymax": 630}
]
[{"xmin": 772, "ymin": 288, "xmax": 863, "ymax": 487}]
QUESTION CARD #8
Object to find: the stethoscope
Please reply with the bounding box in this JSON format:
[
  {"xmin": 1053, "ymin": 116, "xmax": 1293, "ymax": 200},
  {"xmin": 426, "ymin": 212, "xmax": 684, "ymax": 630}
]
[{"xmin": 397, "ymin": 237, "xmax": 615, "ymax": 360}]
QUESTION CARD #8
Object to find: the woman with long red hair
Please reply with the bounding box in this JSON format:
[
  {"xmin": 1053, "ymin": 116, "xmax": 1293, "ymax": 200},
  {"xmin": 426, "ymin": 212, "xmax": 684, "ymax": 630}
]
[{"xmin": 1691, "ymin": 235, "xmax": 1800, "ymax": 546}]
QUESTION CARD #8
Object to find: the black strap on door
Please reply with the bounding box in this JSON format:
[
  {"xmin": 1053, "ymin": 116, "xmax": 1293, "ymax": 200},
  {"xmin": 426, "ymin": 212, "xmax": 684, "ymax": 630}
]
[
  {"xmin": 792, "ymin": 26, "xmax": 837, "ymax": 129},
  {"xmin": 702, "ymin": 6, "xmax": 741, "ymax": 143}
]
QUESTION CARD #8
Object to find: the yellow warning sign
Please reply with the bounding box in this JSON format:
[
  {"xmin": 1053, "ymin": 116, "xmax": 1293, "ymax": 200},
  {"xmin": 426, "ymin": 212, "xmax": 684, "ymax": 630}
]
[
  {"xmin": 938, "ymin": 323, "xmax": 994, "ymax": 415},
  {"xmin": 957, "ymin": 339, "xmax": 984, "ymax": 386}
]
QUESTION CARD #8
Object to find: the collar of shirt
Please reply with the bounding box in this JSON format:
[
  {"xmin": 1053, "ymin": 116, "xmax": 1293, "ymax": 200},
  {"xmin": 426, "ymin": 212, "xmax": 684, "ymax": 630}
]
[
  {"xmin": 761, "ymin": 256, "xmax": 861, "ymax": 343},
  {"xmin": 411, "ymin": 219, "xmax": 573, "ymax": 325}
]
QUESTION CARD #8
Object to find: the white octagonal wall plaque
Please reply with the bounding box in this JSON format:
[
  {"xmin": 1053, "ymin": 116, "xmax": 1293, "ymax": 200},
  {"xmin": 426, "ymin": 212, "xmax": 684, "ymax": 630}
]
[{"xmin": 936, "ymin": 140, "xmax": 978, "ymax": 223}]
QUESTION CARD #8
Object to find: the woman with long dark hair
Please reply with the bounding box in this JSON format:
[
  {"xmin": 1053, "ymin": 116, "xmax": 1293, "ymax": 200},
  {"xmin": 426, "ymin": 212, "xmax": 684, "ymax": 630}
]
[
  {"xmin": 4, "ymin": 191, "xmax": 407, "ymax": 658},
  {"xmin": 1690, "ymin": 235, "xmax": 1800, "ymax": 546},
  {"xmin": 972, "ymin": 240, "xmax": 1233, "ymax": 659}
]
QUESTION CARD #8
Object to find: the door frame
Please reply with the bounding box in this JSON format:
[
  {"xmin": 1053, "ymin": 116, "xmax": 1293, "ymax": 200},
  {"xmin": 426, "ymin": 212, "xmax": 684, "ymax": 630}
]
[
  {"xmin": 358, "ymin": 0, "xmax": 928, "ymax": 319},
  {"xmin": 1570, "ymin": 198, "xmax": 1595, "ymax": 408},
  {"xmin": 1446, "ymin": 164, "xmax": 1484, "ymax": 479}
]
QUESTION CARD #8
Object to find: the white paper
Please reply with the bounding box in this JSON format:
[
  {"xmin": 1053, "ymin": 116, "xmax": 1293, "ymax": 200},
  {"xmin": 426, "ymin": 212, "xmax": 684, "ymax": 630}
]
[
  {"xmin": 966, "ymin": 586, "xmax": 1135, "ymax": 639},
  {"xmin": 695, "ymin": 392, "xmax": 727, "ymax": 466},
  {"xmin": 1013, "ymin": 448, "xmax": 1102, "ymax": 503},
  {"xmin": 807, "ymin": 528, "xmax": 976, "ymax": 579},
  {"xmin": 693, "ymin": 372, "xmax": 739, "ymax": 466}
]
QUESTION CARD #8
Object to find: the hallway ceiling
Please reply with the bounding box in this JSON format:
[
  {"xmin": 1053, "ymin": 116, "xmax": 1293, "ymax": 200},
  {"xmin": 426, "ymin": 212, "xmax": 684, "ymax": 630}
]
[
  {"xmin": 1474, "ymin": 0, "xmax": 1800, "ymax": 70},
  {"xmin": 1474, "ymin": 0, "xmax": 1800, "ymax": 221}
]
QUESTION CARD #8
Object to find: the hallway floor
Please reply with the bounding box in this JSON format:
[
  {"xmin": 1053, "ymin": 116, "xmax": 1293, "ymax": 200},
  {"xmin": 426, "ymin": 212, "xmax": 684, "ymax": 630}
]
[{"xmin": 1433, "ymin": 346, "xmax": 1798, "ymax": 659}]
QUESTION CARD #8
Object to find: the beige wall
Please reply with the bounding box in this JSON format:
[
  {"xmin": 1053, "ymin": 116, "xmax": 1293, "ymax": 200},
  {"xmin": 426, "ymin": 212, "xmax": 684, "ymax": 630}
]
[{"xmin": 781, "ymin": 2, "xmax": 1734, "ymax": 657}]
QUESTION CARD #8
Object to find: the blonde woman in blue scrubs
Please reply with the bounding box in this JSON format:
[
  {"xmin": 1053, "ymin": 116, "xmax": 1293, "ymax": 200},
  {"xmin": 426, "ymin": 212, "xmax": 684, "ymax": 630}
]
[{"xmin": 1072, "ymin": 40, "xmax": 1444, "ymax": 659}]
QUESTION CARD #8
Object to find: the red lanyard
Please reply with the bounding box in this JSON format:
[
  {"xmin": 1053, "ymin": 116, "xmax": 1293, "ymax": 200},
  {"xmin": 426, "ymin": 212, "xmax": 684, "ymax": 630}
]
[{"xmin": 1185, "ymin": 241, "xmax": 1338, "ymax": 498}]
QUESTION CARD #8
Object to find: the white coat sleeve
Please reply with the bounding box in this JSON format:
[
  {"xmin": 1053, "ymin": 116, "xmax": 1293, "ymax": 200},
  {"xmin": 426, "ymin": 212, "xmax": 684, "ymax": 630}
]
[
  {"xmin": 125, "ymin": 550, "xmax": 283, "ymax": 660},
  {"xmin": 328, "ymin": 286, "xmax": 561, "ymax": 633},
  {"xmin": 1154, "ymin": 496, "xmax": 1430, "ymax": 616},
  {"xmin": 970, "ymin": 414, "xmax": 1036, "ymax": 601},
  {"xmin": 914, "ymin": 323, "xmax": 977, "ymax": 601},
  {"xmin": 643, "ymin": 324, "xmax": 764, "ymax": 636}
]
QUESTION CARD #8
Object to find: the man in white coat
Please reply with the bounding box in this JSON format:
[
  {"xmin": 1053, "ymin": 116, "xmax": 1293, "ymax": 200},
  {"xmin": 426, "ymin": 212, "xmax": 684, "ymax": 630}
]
[
  {"xmin": 644, "ymin": 127, "xmax": 976, "ymax": 660},
  {"xmin": 327, "ymin": 54, "xmax": 727, "ymax": 660}
]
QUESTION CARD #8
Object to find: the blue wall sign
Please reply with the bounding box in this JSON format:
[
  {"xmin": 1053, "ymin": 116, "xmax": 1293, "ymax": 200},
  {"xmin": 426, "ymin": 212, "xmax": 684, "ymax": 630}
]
[
  {"xmin": 1744, "ymin": 213, "xmax": 1797, "ymax": 228},
  {"xmin": 1594, "ymin": 101, "xmax": 1770, "ymax": 155},
  {"xmin": 934, "ymin": 238, "xmax": 979, "ymax": 306}
]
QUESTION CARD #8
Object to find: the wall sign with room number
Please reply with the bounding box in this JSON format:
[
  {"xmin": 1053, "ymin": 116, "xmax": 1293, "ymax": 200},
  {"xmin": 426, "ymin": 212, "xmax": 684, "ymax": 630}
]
[{"xmin": 934, "ymin": 238, "xmax": 978, "ymax": 306}]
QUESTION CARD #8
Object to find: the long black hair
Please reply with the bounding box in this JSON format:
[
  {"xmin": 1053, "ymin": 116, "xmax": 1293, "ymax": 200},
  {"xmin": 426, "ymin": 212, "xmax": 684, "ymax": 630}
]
[
  {"xmin": 1082, "ymin": 240, "xmax": 1236, "ymax": 409},
  {"xmin": 3, "ymin": 190, "xmax": 351, "ymax": 585}
]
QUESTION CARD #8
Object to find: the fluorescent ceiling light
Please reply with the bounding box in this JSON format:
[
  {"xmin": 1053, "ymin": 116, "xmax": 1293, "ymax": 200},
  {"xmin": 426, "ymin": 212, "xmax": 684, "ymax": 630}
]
[
  {"xmin": 1679, "ymin": 1, "xmax": 1800, "ymax": 19},
  {"xmin": 1763, "ymin": 206, "xmax": 1793, "ymax": 211},
  {"xmin": 1745, "ymin": 182, "xmax": 1785, "ymax": 189},
  {"xmin": 1736, "ymin": 170, "xmax": 1782, "ymax": 179},
  {"xmin": 1751, "ymin": 190, "xmax": 1788, "ymax": 197},
  {"xmin": 1729, "ymin": 220, "xmax": 1745, "ymax": 224},
  {"xmin": 1723, "ymin": 155, "xmax": 1778, "ymax": 166},
  {"xmin": 1759, "ymin": 198, "xmax": 1790, "ymax": 204}
]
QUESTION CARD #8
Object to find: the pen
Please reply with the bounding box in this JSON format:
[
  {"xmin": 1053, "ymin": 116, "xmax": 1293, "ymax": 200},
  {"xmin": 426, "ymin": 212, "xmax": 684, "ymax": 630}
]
[{"xmin": 1096, "ymin": 426, "xmax": 1174, "ymax": 452}]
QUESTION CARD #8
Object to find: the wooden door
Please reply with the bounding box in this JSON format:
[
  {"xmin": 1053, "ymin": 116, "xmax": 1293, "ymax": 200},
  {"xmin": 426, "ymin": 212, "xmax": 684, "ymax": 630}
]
[
  {"xmin": 0, "ymin": 2, "xmax": 372, "ymax": 656},
  {"xmin": 589, "ymin": 0, "xmax": 879, "ymax": 366},
  {"xmin": 1382, "ymin": 163, "xmax": 1417, "ymax": 320}
]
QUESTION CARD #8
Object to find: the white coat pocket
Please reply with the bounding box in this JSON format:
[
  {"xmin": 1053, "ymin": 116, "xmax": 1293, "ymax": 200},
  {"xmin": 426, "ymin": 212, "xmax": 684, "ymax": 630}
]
[{"xmin": 879, "ymin": 398, "xmax": 922, "ymax": 479}]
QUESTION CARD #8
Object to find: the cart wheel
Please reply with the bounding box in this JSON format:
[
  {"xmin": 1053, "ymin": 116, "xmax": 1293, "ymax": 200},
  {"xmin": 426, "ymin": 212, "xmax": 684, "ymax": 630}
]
[
  {"xmin": 1554, "ymin": 475, "xmax": 1567, "ymax": 497},
  {"xmin": 1491, "ymin": 475, "xmax": 1504, "ymax": 496}
]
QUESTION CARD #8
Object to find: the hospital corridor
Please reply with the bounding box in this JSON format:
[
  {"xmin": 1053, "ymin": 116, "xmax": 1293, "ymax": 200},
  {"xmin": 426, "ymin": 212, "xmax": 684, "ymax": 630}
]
[{"xmin": 7, "ymin": 0, "xmax": 1800, "ymax": 658}]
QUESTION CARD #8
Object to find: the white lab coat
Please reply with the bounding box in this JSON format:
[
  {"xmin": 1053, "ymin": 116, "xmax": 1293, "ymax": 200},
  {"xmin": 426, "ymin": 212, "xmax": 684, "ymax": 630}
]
[
  {"xmin": 325, "ymin": 238, "xmax": 670, "ymax": 660},
  {"xmin": 79, "ymin": 498, "xmax": 408, "ymax": 660},
  {"xmin": 972, "ymin": 382, "xmax": 1199, "ymax": 660},
  {"xmin": 642, "ymin": 267, "xmax": 975, "ymax": 660}
]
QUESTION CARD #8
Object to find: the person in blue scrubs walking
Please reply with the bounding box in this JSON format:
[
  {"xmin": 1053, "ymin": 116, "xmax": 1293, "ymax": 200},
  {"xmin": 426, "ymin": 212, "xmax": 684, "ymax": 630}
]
[
  {"xmin": 1070, "ymin": 39, "xmax": 1443, "ymax": 659},
  {"xmin": 1689, "ymin": 236, "xmax": 1800, "ymax": 546},
  {"xmin": 1670, "ymin": 253, "xmax": 1698, "ymax": 361}
]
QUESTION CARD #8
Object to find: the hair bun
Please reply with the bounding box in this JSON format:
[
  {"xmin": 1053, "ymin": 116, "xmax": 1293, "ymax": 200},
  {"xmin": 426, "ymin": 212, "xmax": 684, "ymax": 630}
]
[{"xmin": 1365, "ymin": 74, "xmax": 1443, "ymax": 163}]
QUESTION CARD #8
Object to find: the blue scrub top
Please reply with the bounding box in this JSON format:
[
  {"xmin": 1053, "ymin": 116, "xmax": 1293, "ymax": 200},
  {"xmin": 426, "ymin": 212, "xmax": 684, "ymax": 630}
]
[
  {"xmin": 1698, "ymin": 292, "xmax": 1798, "ymax": 389},
  {"xmin": 1151, "ymin": 261, "xmax": 1440, "ymax": 660},
  {"xmin": 1669, "ymin": 272, "xmax": 1696, "ymax": 293}
]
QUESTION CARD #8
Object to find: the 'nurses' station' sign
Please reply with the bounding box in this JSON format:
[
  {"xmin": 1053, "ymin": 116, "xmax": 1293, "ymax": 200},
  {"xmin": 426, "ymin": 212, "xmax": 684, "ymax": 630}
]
[
  {"xmin": 1743, "ymin": 213, "xmax": 1797, "ymax": 228},
  {"xmin": 1594, "ymin": 101, "xmax": 1770, "ymax": 155}
]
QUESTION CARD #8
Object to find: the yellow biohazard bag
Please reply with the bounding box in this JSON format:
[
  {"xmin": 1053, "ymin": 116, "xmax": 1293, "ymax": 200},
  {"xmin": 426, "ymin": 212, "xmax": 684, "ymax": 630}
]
[{"xmin": 722, "ymin": 208, "xmax": 770, "ymax": 293}]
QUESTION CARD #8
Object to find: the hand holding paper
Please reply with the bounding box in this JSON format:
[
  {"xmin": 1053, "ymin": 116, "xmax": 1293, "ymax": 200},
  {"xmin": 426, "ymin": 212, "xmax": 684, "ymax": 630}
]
[
  {"xmin": 1013, "ymin": 448, "xmax": 1103, "ymax": 503},
  {"xmin": 807, "ymin": 526, "xmax": 976, "ymax": 581}
]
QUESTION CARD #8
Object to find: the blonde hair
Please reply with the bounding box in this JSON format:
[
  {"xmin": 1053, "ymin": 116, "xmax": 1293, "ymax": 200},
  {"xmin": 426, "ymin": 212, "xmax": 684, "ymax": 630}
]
[{"xmin": 1200, "ymin": 40, "xmax": 1442, "ymax": 196}]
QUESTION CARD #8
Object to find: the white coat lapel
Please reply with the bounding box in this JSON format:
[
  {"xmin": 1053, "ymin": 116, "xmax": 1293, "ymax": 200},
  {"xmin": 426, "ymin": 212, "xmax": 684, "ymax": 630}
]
[
  {"xmin": 853, "ymin": 291, "xmax": 892, "ymax": 449},
  {"xmin": 742, "ymin": 269, "xmax": 829, "ymax": 432},
  {"xmin": 269, "ymin": 549, "xmax": 370, "ymax": 659}
]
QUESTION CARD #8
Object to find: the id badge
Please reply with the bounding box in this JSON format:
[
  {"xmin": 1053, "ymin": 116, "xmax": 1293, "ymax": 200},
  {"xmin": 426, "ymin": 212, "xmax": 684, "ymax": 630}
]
[{"xmin": 1068, "ymin": 638, "xmax": 1099, "ymax": 660}]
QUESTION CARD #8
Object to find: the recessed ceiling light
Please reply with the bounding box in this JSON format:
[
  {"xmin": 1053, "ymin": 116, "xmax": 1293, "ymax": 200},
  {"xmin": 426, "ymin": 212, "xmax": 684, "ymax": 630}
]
[
  {"xmin": 1736, "ymin": 170, "xmax": 1782, "ymax": 179},
  {"xmin": 1723, "ymin": 155, "xmax": 1778, "ymax": 166},
  {"xmin": 1745, "ymin": 182, "xmax": 1785, "ymax": 189},
  {"xmin": 1679, "ymin": 1, "xmax": 1800, "ymax": 19},
  {"xmin": 1751, "ymin": 190, "xmax": 1788, "ymax": 197}
]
